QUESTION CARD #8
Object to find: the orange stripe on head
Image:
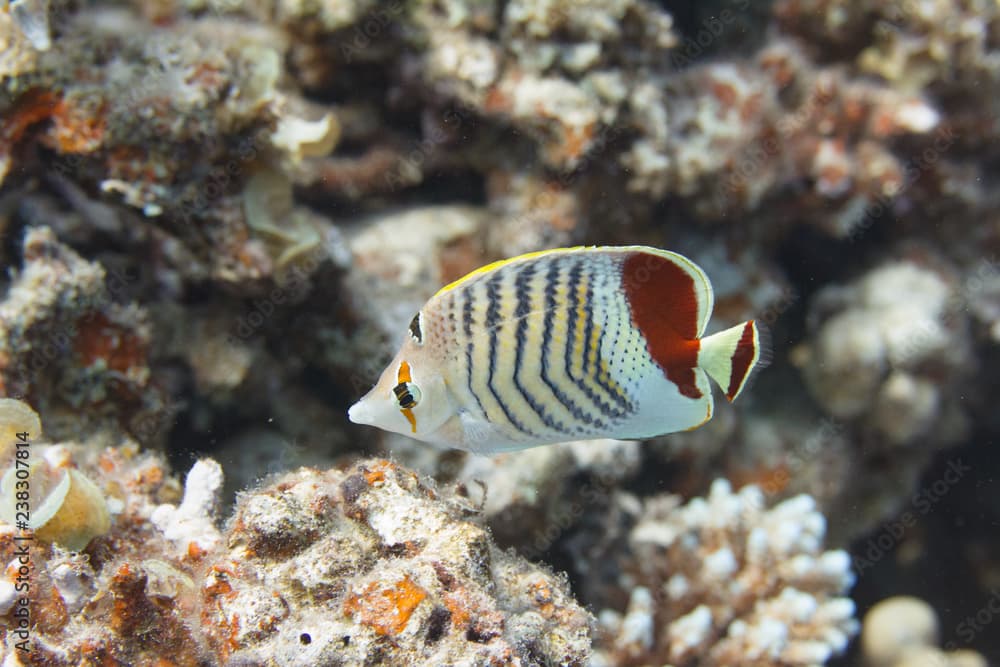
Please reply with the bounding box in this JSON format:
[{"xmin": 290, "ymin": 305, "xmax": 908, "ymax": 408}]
[
  {"xmin": 397, "ymin": 360, "xmax": 413, "ymax": 384},
  {"xmin": 401, "ymin": 407, "xmax": 417, "ymax": 433},
  {"xmin": 622, "ymin": 251, "xmax": 703, "ymax": 399},
  {"xmin": 397, "ymin": 360, "xmax": 417, "ymax": 433}
]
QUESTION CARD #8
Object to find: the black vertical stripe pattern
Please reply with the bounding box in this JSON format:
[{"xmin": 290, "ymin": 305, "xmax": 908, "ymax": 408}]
[
  {"xmin": 584, "ymin": 283, "xmax": 632, "ymax": 413},
  {"xmin": 563, "ymin": 260, "xmax": 625, "ymax": 419},
  {"xmin": 512, "ymin": 260, "xmax": 566, "ymax": 433},
  {"xmin": 462, "ymin": 291, "xmax": 486, "ymax": 415},
  {"xmin": 540, "ymin": 258, "xmax": 601, "ymax": 428},
  {"xmin": 485, "ymin": 269, "xmax": 533, "ymax": 435}
]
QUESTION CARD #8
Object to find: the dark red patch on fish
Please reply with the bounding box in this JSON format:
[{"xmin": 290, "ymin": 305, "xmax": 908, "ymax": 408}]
[
  {"xmin": 726, "ymin": 320, "xmax": 757, "ymax": 401},
  {"xmin": 622, "ymin": 251, "xmax": 702, "ymax": 399}
]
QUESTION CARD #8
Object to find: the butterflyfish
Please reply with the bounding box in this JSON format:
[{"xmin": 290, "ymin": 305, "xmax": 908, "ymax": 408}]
[{"xmin": 348, "ymin": 245, "xmax": 769, "ymax": 454}]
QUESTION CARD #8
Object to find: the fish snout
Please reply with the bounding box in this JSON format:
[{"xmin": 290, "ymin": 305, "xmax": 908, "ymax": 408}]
[{"xmin": 348, "ymin": 399, "xmax": 374, "ymax": 425}]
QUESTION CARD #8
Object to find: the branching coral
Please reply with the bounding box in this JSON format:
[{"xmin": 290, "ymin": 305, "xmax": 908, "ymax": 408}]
[
  {"xmin": 591, "ymin": 480, "xmax": 857, "ymax": 667},
  {"xmin": 150, "ymin": 459, "xmax": 223, "ymax": 555}
]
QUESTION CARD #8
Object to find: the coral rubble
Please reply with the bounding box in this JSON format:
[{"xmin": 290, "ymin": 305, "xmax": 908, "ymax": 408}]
[
  {"xmin": 204, "ymin": 459, "xmax": 592, "ymax": 665},
  {"xmin": 0, "ymin": 398, "xmax": 856, "ymax": 665},
  {"xmin": 0, "ymin": 401, "xmax": 593, "ymax": 665}
]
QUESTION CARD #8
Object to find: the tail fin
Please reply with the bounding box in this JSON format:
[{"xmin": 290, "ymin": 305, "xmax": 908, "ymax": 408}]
[{"xmin": 699, "ymin": 320, "xmax": 771, "ymax": 402}]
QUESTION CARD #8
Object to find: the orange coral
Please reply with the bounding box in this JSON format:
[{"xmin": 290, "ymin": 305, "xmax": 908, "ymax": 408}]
[
  {"xmin": 203, "ymin": 565, "xmax": 235, "ymax": 598},
  {"xmin": 186, "ymin": 541, "xmax": 209, "ymax": 561},
  {"xmin": 363, "ymin": 459, "xmax": 394, "ymax": 486},
  {"xmin": 551, "ymin": 121, "xmax": 595, "ymax": 165},
  {"xmin": 528, "ymin": 580, "xmax": 555, "ymax": 618},
  {"xmin": 109, "ymin": 563, "xmax": 158, "ymax": 637},
  {"xmin": 731, "ymin": 462, "xmax": 792, "ymax": 496},
  {"xmin": 711, "ymin": 79, "xmax": 739, "ymax": 108},
  {"xmin": 74, "ymin": 312, "xmax": 147, "ymax": 376},
  {"xmin": 443, "ymin": 590, "xmax": 472, "ymax": 628},
  {"xmin": 344, "ymin": 576, "xmax": 428, "ymax": 635},
  {"xmin": 202, "ymin": 567, "xmax": 241, "ymax": 660},
  {"xmin": 0, "ymin": 89, "xmax": 58, "ymax": 148},
  {"xmin": 131, "ymin": 460, "xmax": 166, "ymax": 491},
  {"xmin": 47, "ymin": 98, "xmax": 107, "ymax": 153},
  {"xmin": 0, "ymin": 89, "xmax": 59, "ymax": 182},
  {"xmin": 484, "ymin": 85, "xmax": 513, "ymax": 113}
]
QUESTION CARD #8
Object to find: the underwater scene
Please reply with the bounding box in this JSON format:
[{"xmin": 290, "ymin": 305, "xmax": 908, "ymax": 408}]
[{"xmin": 1, "ymin": 0, "xmax": 998, "ymax": 665}]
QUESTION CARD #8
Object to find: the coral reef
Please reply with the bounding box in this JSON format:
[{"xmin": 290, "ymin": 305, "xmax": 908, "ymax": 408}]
[
  {"xmin": 0, "ymin": 398, "xmax": 859, "ymax": 665},
  {"xmin": 204, "ymin": 459, "xmax": 592, "ymax": 665},
  {"xmin": 586, "ymin": 479, "xmax": 858, "ymax": 666},
  {"xmin": 1, "ymin": 0, "xmax": 998, "ymax": 663},
  {"xmin": 797, "ymin": 258, "xmax": 970, "ymax": 448},
  {"xmin": 861, "ymin": 596, "xmax": 988, "ymax": 667},
  {"xmin": 0, "ymin": 400, "xmax": 200, "ymax": 665},
  {"xmin": 0, "ymin": 400, "xmax": 593, "ymax": 665},
  {"xmin": 445, "ymin": 437, "xmax": 642, "ymax": 553},
  {"xmin": 0, "ymin": 227, "xmax": 166, "ymax": 446}
]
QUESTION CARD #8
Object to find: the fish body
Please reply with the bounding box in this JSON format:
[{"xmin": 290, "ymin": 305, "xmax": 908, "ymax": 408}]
[{"xmin": 348, "ymin": 246, "xmax": 769, "ymax": 454}]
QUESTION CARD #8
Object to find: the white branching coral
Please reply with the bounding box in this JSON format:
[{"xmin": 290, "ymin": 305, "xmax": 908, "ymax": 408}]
[
  {"xmin": 593, "ymin": 480, "xmax": 858, "ymax": 667},
  {"xmin": 150, "ymin": 458, "xmax": 224, "ymax": 554}
]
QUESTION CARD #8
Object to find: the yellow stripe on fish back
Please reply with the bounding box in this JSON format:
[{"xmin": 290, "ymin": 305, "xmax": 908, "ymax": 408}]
[{"xmin": 434, "ymin": 245, "xmax": 588, "ymax": 297}]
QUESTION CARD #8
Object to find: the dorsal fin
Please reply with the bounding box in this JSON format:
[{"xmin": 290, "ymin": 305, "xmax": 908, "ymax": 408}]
[{"xmin": 435, "ymin": 246, "xmax": 589, "ymax": 297}]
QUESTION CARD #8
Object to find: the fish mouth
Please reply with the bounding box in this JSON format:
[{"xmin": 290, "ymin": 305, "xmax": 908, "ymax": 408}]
[{"xmin": 347, "ymin": 400, "xmax": 372, "ymax": 425}]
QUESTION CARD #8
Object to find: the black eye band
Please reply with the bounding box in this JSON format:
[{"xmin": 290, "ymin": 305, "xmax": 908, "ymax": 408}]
[{"xmin": 393, "ymin": 382, "xmax": 417, "ymax": 409}]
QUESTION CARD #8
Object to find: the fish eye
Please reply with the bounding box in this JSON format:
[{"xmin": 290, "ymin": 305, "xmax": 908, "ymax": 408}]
[
  {"xmin": 408, "ymin": 312, "xmax": 423, "ymax": 344},
  {"xmin": 393, "ymin": 381, "xmax": 422, "ymax": 409}
]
